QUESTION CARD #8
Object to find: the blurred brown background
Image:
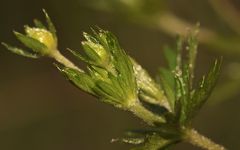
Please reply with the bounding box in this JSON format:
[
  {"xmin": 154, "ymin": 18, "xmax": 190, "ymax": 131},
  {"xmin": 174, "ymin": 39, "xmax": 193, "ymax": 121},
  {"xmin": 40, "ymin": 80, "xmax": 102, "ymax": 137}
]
[{"xmin": 0, "ymin": 0, "xmax": 240, "ymax": 149}]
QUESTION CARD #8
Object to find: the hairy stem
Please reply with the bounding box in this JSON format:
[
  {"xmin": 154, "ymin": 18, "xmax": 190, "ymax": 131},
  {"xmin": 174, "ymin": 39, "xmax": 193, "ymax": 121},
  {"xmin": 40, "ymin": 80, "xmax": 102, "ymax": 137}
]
[
  {"xmin": 184, "ymin": 128, "xmax": 226, "ymax": 150},
  {"xmin": 51, "ymin": 50, "xmax": 83, "ymax": 72},
  {"xmin": 129, "ymin": 100, "xmax": 166, "ymax": 126}
]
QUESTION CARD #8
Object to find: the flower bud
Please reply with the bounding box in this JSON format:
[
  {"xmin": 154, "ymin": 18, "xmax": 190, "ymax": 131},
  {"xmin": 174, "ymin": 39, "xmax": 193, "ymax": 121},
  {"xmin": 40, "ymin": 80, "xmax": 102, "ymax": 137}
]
[
  {"xmin": 25, "ymin": 26, "xmax": 57, "ymax": 51},
  {"xmin": 2, "ymin": 10, "xmax": 60, "ymax": 59},
  {"xmin": 81, "ymin": 40, "xmax": 109, "ymax": 67}
]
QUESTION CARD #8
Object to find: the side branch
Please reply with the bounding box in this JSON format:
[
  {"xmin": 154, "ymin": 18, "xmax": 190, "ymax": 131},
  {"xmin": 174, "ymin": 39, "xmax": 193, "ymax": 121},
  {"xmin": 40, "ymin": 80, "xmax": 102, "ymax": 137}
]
[{"xmin": 184, "ymin": 128, "xmax": 226, "ymax": 150}]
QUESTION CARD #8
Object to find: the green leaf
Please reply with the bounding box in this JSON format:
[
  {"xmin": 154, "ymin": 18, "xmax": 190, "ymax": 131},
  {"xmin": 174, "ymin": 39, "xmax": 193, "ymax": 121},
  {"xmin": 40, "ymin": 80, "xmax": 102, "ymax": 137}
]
[
  {"xmin": 187, "ymin": 35, "xmax": 197, "ymax": 74},
  {"xmin": 125, "ymin": 127, "xmax": 180, "ymax": 139},
  {"xmin": 158, "ymin": 68, "xmax": 175, "ymax": 110},
  {"xmin": 121, "ymin": 128, "xmax": 180, "ymax": 150},
  {"xmin": 186, "ymin": 29, "xmax": 198, "ymax": 89},
  {"xmin": 175, "ymin": 75, "xmax": 188, "ymax": 124},
  {"xmin": 187, "ymin": 58, "xmax": 222, "ymax": 120},
  {"xmin": 2, "ymin": 42, "xmax": 39, "ymax": 58},
  {"xmin": 43, "ymin": 9, "xmax": 57, "ymax": 40},
  {"xmin": 162, "ymin": 31, "xmax": 200, "ymax": 124},
  {"xmin": 131, "ymin": 134, "xmax": 178, "ymax": 150},
  {"xmin": 176, "ymin": 35, "xmax": 183, "ymax": 70},
  {"xmin": 112, "ymin": 137, "xmax": 145, "ymax": 145},
  {"xmin": 163, "ymin": 47, "xmax": 177, "ymax": 71},
  {"xmin": 181, "ymin": 64, "xmax": 191, "ymax": 99},
  {"xmin": 14, "ymin": 31, "xmax": 47, "ymax": 54}
]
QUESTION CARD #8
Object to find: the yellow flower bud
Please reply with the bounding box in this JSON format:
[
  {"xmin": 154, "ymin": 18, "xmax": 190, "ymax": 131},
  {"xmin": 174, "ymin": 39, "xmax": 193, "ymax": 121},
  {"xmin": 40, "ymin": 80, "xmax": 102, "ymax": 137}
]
[
  {"xmin": 88, "ymin": 42, "xmax": 107, "ymax": 60},
  {"xmin": 25, "ymin": 27, "xmax": 57, "ymax": 51},
  {"xmin": 81, "ymin": 41, "xmax": 109, "ymax": 66}
]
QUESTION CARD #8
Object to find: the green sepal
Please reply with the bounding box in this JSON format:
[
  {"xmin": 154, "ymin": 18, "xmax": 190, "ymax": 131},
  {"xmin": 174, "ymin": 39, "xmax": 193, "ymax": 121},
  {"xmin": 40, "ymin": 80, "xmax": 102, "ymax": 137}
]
[
  {"xmin": 33, "ymin": 19, "xmax": 47, "ymax": 29},
  {"xmin": 87, "ymin": 65, "xmax": 108, "ymax": 80},
  {"xmin": 43, "ymin": 9, "xmax": 57, "ymax": 41},
  {"xmin": 1, "ymin": 42, "xmax": 39, "ymax": 58},
  {"xmin": 92, "ymin": 71, "xmax": 131, "ymax": 107},
  {"xmin": 97, "ymin": 30, "xmax": 137, "ymax": 102},
  {"xmin": 105, "ymin": 31, "xmax": 136, "ymax": 94},
  {"xmin": 68, "ymin": 47, "xmax": 101, "ymax": 68},
  {"xmin": 68, "ymin": 45, "xmax": 107, "ymax": 68},
  {"xmin": 93, "ymin": 80, "xmax": 123, "ymax": 107},
  {"xmin": 56, "ymin": 64, "xmax": 95, "ymax": 95},
  {"xmin": 68, "ymin": 29, "xmax": 138, "ymax": 108},
  {"xmin": 13, "ymin": 31, "xmax": 48, "ymax": 55},
  {"xmin": 67, "ymin": 48, "xmax": 88, "ymax": 63},
  {"xmin": 83, "ymin": 32, "xmax": 98, "ymax": 44},
  {"xmin": 81, "ymin": 41, "xmax": 102, "ymax": 63}
]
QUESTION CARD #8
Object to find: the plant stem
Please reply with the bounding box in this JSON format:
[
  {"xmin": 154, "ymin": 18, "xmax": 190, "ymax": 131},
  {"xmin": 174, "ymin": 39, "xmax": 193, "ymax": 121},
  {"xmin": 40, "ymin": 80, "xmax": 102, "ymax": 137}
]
[
  {"xmin": 51, "ymin": 50, "xmax": 83, "ymax": 72},
  {"xmin": 184, "ymin": 128, "xmax": 226, "ymax": 150},
  {"xmin": 129, "ymin": 100, "xmax": 166, "ymax": 126},
  {"xmin": 143, "ymin": 12, "xmax": 240, "ymax": 57},
  {"xmin": 209, "ymin": 0, "xmax": 240, "ymax": 35}
]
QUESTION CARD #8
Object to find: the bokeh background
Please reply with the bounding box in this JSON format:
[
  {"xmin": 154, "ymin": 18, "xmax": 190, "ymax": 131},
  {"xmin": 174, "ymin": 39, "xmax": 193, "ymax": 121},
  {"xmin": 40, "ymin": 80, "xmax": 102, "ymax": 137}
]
[{"xmin": 0, "ymin": 0, "xmax": 240, "ymax": 149}]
